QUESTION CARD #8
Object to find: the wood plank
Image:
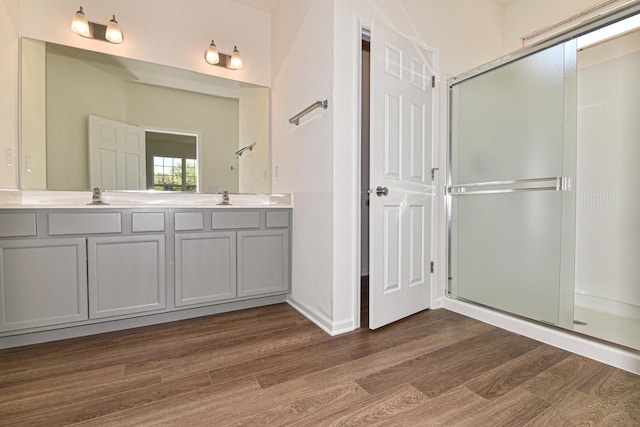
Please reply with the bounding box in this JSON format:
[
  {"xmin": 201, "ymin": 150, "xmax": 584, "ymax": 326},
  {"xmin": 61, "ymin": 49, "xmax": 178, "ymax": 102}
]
[
  {"xmin": 525, "ymin": 389, "xmax": 612, "ymax": 426},
  {"xmin": 577, "ymin": 365, "xmax": 640, "ymax": 400},
  {"xmin": 455, "ymin": 387, "xmax": 552, "ymax": 426},
  {"xmin": 355, "ymin": 327, "xmax": 530, "ymax": 396},
  {"xmin": 410, "ymin": 330, "xmax": 540, "ymax": 398},
  {"xmin": 302, "ymin": 384, "xmax": 429, "ymax": 426},
  {"xmin": 3, "ymin": 373, "xmax": 211, "ymax": 426},
  {"xmin": 121, "ymin": 321, "xmax": 326, "ymax": 377},
  {"xmin": 210, "ymin": 309, "xmax": 461, "ymax": 388},
  {"xmin": 303, "ymin": 319, "xmax": 493, "ymax": 391},
  {"xmin": 81, "ymin": 377, "xmax": 317, "ymax": 426},
  {"xmin": 520, "ymin": 354, "xmax": 606, "ymax": 403},
  {"xmin": 74, "ymin": 375, "xmax": 264, "ymax": 426},
  {"xmin": 380, "ymin": 386, "xmax": 489, "ymax": 426},
  {"xmin": 465, "ymin": 344, "xmax": 570, "ymax": 400},
  {"xmin": 224, "ymin": 382, "xmax": 370, "ymax": 427},
  {"xmin": 0, "ymin": 365, "xmax": 160, "ymax": 420}
]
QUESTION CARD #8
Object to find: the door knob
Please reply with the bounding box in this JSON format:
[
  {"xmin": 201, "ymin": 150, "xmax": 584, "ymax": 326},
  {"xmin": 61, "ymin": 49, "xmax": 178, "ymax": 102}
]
[{"xmin": 376, "ymin": 186, "xmax": 389, "ymax": 197}]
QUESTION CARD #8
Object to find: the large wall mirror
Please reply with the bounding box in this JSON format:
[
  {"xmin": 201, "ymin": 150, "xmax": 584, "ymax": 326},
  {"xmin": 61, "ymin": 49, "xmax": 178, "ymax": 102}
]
[{"xmin": 20, "ymin": 38, "xmax": 270, "ymax": 194}]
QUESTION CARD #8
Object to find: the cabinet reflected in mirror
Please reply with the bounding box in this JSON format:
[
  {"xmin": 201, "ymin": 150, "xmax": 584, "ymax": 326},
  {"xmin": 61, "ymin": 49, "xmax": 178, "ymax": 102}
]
[{"xmin": 20, "ymin": 38, "xmax": 270, "ymax": 193}]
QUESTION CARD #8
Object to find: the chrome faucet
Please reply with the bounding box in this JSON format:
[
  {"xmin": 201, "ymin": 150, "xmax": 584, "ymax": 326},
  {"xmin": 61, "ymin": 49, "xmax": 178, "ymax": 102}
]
[
  {"xmin": 88, "ymin": 187, "xmax": 109, "ymax": 205},
  {"xmin": 92, "ymin": 187, "xmax": 102, "ymax": 202},
  {"xmin": 218, "ymin": 190, "xmax": 231, "ymax": 205}
]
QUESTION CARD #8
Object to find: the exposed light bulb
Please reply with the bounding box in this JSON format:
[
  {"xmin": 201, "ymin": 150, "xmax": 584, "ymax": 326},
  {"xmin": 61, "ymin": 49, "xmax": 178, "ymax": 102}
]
[
  {"xmin": 229, "ymin": 46, "xmax": 243, "ymax": 70},
  {"xmin": 70, "ymin": 6, "xmax": 90, "ymax": 37},
  {"xmin": 205, "ymin": 40, "xmax": 220, "ymax": 65},
  {"xmin": 105, "ymin": 15, "xmax": 123, "ymax": 44}
]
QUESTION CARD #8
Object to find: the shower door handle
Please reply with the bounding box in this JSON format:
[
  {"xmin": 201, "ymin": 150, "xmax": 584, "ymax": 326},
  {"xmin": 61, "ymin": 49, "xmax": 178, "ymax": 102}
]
[
  {"xmin": 376, "ymin": 186, "xmax": 389, "ymax": 197},
  {"xmin": 447, "ymin": 176, "xmax": 572, "ymax": 195}
]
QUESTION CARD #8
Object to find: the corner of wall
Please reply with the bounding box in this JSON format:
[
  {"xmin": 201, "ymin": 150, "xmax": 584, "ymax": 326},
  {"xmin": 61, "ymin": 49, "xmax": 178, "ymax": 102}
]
[
  {"xmin": 287, "ymin": 296, "xmax": 355, "ymax": 336},
  {"xmin": 271, "ymin": 0, "xmax": 337, "ymax": 329}
]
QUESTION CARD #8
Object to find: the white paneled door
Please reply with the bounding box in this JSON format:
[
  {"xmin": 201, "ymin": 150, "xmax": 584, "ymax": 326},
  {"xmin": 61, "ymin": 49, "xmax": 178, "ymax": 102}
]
[
  {"xmin": 89, "ymin": 115, "xmax": 146, "ymax": 190},
  {"xmin": 369, "ymin": 22, "xmax": 435, "ymax": 329}
]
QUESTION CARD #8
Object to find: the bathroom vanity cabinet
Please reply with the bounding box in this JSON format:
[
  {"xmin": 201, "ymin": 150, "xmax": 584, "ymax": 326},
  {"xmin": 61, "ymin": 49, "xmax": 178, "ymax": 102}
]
[{"xmin": 0, "ymin": 207, "xmax": 291, "ymax": 345}]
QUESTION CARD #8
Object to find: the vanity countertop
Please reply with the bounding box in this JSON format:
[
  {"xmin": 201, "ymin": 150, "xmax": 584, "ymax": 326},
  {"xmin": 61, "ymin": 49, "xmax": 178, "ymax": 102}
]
[{"xmin": 0, "ymin": 191, "xmax": 293, "ymax": 209}]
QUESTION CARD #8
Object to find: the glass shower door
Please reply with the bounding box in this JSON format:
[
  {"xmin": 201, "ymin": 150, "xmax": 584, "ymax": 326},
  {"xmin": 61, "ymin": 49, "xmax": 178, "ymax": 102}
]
[{"xmin": 448, "ymin": 41, "xmax": 577, "ymax": 328}]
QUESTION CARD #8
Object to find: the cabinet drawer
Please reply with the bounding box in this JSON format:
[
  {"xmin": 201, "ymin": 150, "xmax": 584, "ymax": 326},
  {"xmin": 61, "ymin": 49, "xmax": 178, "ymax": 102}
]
[
  {"xmin": 212, "ymin": 211, "xmax": 260, "ymax": 229},
  {"xmin": 0, "ymin": 213, "xmax": 37, "ymax": 237},
  {"xmin": 49, "ymin": 213, "xmax": 121, "ymax": 235},
  {"xmin": 174, "ymin": 212, "xmax": 204, "ymax": 231},
  {"xmin": 132, "ymin": 212, "xmax": 165, "ymax": 232},
  {"xmin": 266, "ymin": 211, "xmax": 290, "ymax": 228}
]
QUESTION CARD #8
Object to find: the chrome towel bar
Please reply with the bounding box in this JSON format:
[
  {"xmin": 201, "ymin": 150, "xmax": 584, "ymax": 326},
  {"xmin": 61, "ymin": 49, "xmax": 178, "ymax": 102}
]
[{"xmin": 289, "ymin": 100, "xmax": 328, "ymax": 125}]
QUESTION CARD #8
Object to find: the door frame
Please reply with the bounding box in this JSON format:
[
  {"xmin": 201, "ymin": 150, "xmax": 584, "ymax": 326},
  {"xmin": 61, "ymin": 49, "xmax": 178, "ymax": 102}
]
[{"xmin": 354, "ymin": 23, "xmax": 372, "ymax": 329}]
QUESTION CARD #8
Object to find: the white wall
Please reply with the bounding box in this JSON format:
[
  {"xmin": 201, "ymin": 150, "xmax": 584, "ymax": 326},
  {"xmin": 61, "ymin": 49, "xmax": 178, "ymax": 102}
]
[
  {"xmin": 0, "ymin": 0, "xmax": 20, "ymax": 189},
  {"xmin": 503, "ymin": 0, "xmax": 603, "ymax": 52},
  {"xmin": 271, "ymin": 0, "xmax": 335, "ymax": 332}
]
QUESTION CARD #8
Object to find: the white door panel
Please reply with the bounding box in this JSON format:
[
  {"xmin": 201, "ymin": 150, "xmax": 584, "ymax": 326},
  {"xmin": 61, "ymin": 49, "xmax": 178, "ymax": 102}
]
[
  {"xmin": 369, "ymin": 22, "xmax": 435, "ymax": 329},
  {"xmin": 89, "ymin": 115, "xmax": 146, "ymax": 190}
]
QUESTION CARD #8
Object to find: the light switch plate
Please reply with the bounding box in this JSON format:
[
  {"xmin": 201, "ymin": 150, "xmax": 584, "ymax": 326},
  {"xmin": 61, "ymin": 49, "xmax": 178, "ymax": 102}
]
[{"xmin": 5, "ymin": 148, "xmax": 12, "ymax": 167}]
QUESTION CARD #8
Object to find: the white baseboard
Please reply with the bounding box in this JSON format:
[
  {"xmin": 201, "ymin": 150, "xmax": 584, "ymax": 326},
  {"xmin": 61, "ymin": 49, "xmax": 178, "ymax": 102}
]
[
  {"xmin": 443, "ymin": 298, "xmax": 640, "ymax": 375},
  {"xmin": 287, "ymin": 297, "xmax": 355, "ymax": 336}
]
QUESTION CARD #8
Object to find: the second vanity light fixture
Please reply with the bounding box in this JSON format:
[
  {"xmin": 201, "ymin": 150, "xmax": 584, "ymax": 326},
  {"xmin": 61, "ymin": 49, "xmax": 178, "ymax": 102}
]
[
  {"xmin": 205, "ymin": 40, "xmax": 243, "ymax": 70},
  {"xmin": 71, "ymin": 6, "xmax": 123, "ymax": 44}
]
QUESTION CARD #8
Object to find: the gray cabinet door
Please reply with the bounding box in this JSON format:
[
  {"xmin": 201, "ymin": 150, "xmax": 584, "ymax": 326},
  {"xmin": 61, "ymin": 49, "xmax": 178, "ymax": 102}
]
[
  {"xmin": 175, "ymin": 232, "xmax": 236, "ymax": 306},
  {"xmin": 87, "ymin": 235, "xmax": 166, "ymax": 319},
  {"xmin": 237, "ymin": 229, "xmax": 289, "ymax": 297},
  {"xmin": 0, "ymin": 238, "xmax": 88, "ymax": 331}
]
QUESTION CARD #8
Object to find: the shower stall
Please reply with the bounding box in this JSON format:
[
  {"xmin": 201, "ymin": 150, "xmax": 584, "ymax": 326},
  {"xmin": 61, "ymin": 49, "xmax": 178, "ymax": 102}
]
[{"xmin": 447, "ymin": 6, "xmax": 640, "ymax": 351}]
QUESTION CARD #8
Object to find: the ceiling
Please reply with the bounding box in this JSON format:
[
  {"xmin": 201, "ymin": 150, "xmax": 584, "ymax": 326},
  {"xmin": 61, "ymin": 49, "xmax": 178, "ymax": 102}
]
[
  {"xmin": 493, "ymin": 0, "xmax": 520, "ymax": 6},
  {"xmin": 228, "ymin": 0, "xmax": 281, "ymax": 13},
  {"xmin": 229, "ymin": 0, "xmax": 519, "ymax": 12}
]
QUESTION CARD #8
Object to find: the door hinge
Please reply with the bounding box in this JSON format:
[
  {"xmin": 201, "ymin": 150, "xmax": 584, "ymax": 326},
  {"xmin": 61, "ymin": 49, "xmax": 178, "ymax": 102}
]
[
  {"xmin": 430, "ymin": 261, "xmax": 434, "ymax": 273},
  {"xmin": 431, "ymin": 75, "xmax": 436, "ymax": 88},
  {"xmin": 431, "ymin": 167, "xmax": 439, "ymax": 180}
]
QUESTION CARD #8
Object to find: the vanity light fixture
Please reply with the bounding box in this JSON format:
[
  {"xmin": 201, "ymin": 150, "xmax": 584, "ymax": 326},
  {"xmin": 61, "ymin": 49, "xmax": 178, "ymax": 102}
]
[
  {"xmin": 105, "ymin": 15, "xmax": 123, "ymax": 44},
  {"xmin": 205, "ymin": 40, "xmax": 220, "ymax": 65},
  {"xmin": 70, "ymin": 6, "xmax": 124, "ymax": 44},
  {"xmin": 204, "ymin": 41, "xmax": 243, "ymax": 70},
  {"xmin": 229, "ymin": 46, "xmax": 243, "ymax": 70},
  {"xmin": 70, "ymin": 7, "xmax": 90, "ymax": 37}
]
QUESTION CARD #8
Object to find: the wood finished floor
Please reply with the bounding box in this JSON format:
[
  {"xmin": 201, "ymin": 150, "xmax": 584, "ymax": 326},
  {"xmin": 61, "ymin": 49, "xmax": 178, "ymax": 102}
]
[{"xmin": 0, "ymin": 304, "xmax": 639, "ymax": 426}]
